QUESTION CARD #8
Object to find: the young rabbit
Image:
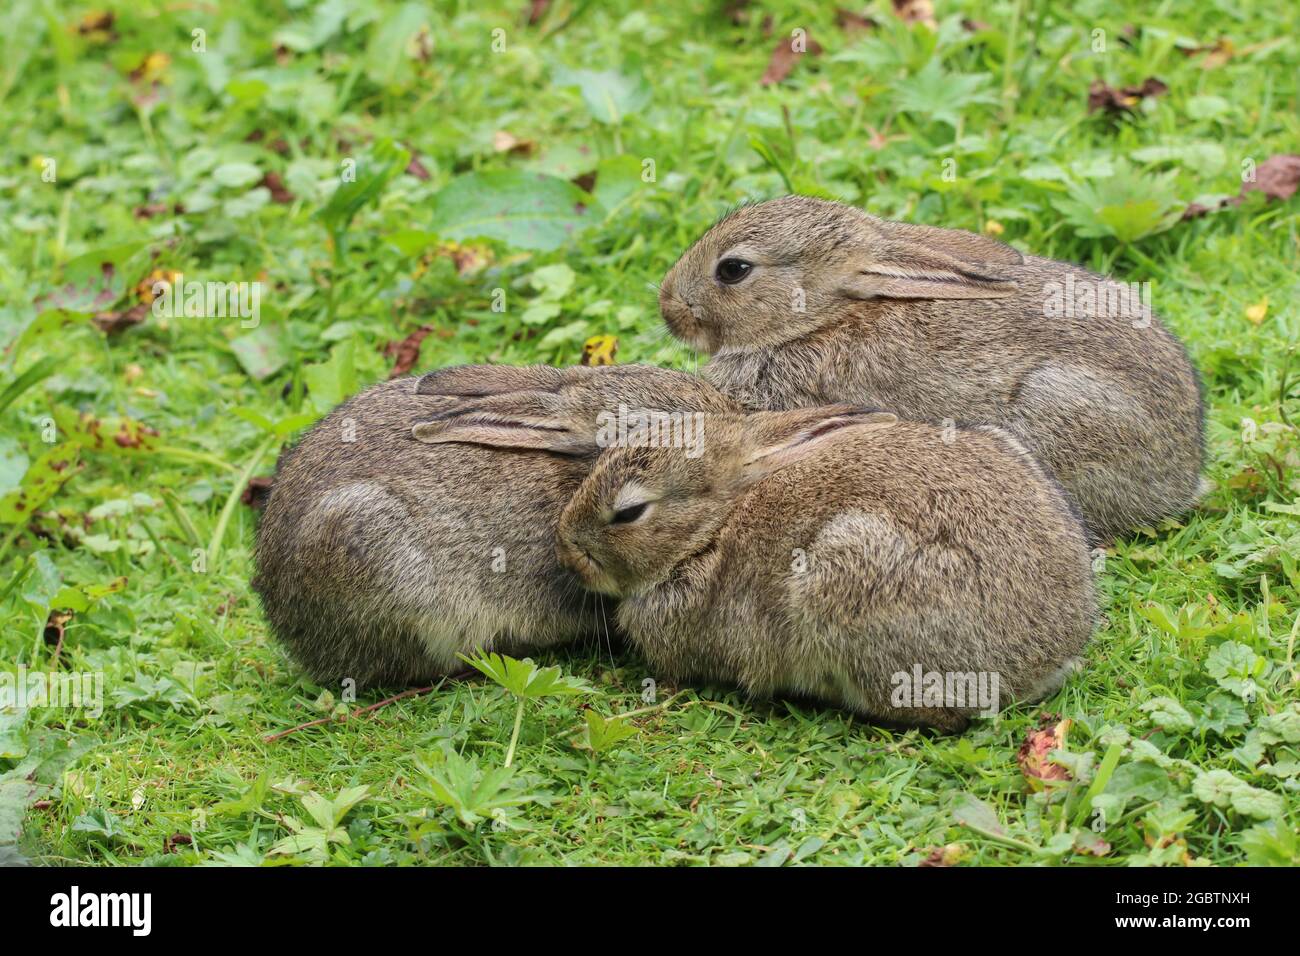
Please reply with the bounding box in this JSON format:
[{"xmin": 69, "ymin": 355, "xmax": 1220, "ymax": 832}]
[
  {"xmin": 658, "ymin": 195, "xmax": 1206, "ymax": 541},
  {"xmin": 421, "ymin": 400, "xmax": 1098, "ymax": 731},
  {"xmin": 252, "ymin": 364, "xmax": 736, "ymax": 689}
]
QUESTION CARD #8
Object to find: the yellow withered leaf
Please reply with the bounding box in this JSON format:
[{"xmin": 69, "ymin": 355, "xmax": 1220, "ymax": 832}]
[
  {"xmin": 582, "ymin": 335, "xmax": 618, "ymax": 366},
  {"xmin": 1245, "ymin": 298, "xmax": 1268, "ymax": 326},
  {"xmin": 136, "ymin": 269, "xmax": 181, "ymax": 304}
]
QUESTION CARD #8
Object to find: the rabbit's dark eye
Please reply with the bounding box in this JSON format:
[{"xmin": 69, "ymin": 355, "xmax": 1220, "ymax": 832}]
[
  {"xmin": 715, "ymin": 258, "xmax": 752, "ymax": 284},
  {"xmin": 610, "ymin": 502, "xmax": 649, "ymax": 525}
]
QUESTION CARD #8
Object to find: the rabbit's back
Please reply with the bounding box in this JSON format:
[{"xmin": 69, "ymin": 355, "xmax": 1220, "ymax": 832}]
[
  {"xmin": 620, "ymin": 422, "xmax": 1096, "ymax": 726},
  {"xmin": 253, "ymin": 377, "xmax": 599, "ymax": 688}
]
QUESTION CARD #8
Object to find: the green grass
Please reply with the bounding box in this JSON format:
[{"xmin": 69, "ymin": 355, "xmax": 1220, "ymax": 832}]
[{"xmin": 1, "ymin": 0, "xmax": 1298, "ymax": 866}]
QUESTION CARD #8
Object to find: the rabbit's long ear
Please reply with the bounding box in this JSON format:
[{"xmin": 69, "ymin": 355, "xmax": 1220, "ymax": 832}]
[
  {"xmin": 837, "ymin": 222, "xmax": 1022, "ymax": 301},
  {"xmin": 411, "ymin": 413, "xmax": 596, "ymax": 456},
  {"xmin": 412, "ymin": 390, "xmax": 600, "ymax": 456},
  {"xmin": 742, "ymin": 407, "xmax": 897, "ymax": 482},
  {"xmin": 415, "ymin": 364, "xmax": 592, "ymax": 397}
]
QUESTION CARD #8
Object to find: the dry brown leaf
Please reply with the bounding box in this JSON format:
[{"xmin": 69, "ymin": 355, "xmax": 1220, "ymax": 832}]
[
  {"xmin": 1017, "ymin": 717, "xmax": 1073, "ymax": 786},
  {"xmin": 892, "ymin": 0, "xmax": 936, "ymax": 29},
  {"xmin": 135, "ymin": 268, "xmax": 180, "ymax": 304},
  {"xmin": 384, "ymin": 326, "xmax": 436, "ymax": 378},
  {"xmin": 1245, "ymin": 298, "xmax": 1269, "ymax": 326},
  {"xmin": 92, "ymin": 302, "xmax": 149, "ymax": 334},
  {"xmin": 1183, "ymin": 154, "xmax": 1300, "ymax": 221},
  {"xmin": 405, "ymin": 155, "xmax": 431, "ymax": 181},
  {"xmin": 1087, "ymin": 77, "xmax": 1167, "ymax": 115},
  {"xmin": 582, "ymin": 335, "xmax": 618, "ymax": 366},
  {"xmin": 77, "ymin": 11, "xmax": 118, "ymax": 43},
  {"xmin": 258, "ymin": 171, "xmax": 295, "ymax": 204},
  {"xmin": 760, "ymin": 30, "xmax": 823, "ymax": 86},
  {"xmin": 1244, "ymin": 154, "xmax": 1300, "ymax": 202},
  {"xmin": 918, "ymin": 843, "xmax": 966, "ymax": 867},
  {"xmin": 129, "ymin": 52, "xmax": 171, "ymax": 84},
  {"xmin": 835, "ymin": 8, "xmax": 879, "ymax": 33},
  {"xmin": 525, "ymin": 0, "xmax": 550, "ymax": 26},
  {"xmin": 492, "ymin": 130, "xmax": 538, "ymax": 156},
  {"xmin": 1185, "ymin": 37, "xmax": 1235, "ymax": 70}
]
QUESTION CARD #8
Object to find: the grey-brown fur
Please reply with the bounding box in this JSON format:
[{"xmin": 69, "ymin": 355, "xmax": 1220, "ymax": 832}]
[
  {"xmin": 658, "ymin": 195, "xmax": 1206, "ymax": 541},
  {"xmin": 252, "ymin": 364, "xmax": 735, "ymax": 688},
  {"xmin": 428, "ymin": 397, "xmax": 1098, "ymax": 730}
]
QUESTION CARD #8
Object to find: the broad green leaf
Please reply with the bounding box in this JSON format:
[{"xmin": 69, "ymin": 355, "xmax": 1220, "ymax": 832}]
[
  {"xmin": 582, "ymin": 711, "xmax": 638, "ymax": 754},
  {"xmin": 460, "ymin": 651, "xmax": 592, "ymax": 699},
  {"xmin": 230, "ymin": 324, "xmax": 290, "ymax": 381},
  {"xmin": 411, "ymin": 750, "xmax": 544, "ymax": 827},
  {"xmin": 592, "ymin": 154, "xmax": 646, "ymax": 213},
  {"xmin": 553, "ymin": 67, "xmax": 651, "ymax": 124},
  {"xmin": 0, "ymin": 355, "xmax": 59, "ymax": 418},
  {"xmin": 364, "ymin": 2, "xmax": 430, "ymax": 90},
  {"xmin": 302, "ymin": 339, "xmax": 359, "ymax": 415},
  {"xmin": 0, "ymin": 443, "xmax": 81, "ymax": 524},
  {"xmin": 51, "ymin": 406, "xmax": 161, "ymax": 455},
  {"xmin": 428, "ymin": 171, "xmax": 602, "ymax": 251},
  {"xmin": 316, "ymin": 139, "xmax": 411, "ymax": 240}
]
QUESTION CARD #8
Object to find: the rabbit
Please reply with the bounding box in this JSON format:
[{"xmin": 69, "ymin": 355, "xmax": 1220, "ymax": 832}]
[
  {"xmin": 252, "ymin": 363, "xmax": 737, "ymax": 689},
  {"xmin": 657, "ymin": 195, "xmax": 1207, "ymax": 542},
  {"xmin": 418, "ymin": 399, "xmax": 1098, "ymax": 731}
]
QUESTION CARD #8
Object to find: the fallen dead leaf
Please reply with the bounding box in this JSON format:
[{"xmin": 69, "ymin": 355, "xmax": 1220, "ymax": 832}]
[
  {"xmin": 425, "ymin": 241, "xmax": 491, "ymax": 278},
  {"xmin": 1017, "ymin": 717, "xmax": 1073, "ymax": 787},
  {"xmin": 76, "ymin": 11, "xmax": 118, "ymax": 43},
  {"xmin": 384, "ymin": 325, "xmax": 436, "ymax": 378},
  {"xmin": 92, "ymin": 302, "xmax": 149, "ymax": 334},
  {"xmin": 835, "ymin": 8, "xmax": 879, "ymax": 33},
  {"xmin": 129, "ymin": 52, "xmax": 171, "ymax": 84},
  {"xmin": 1087, "ymin": 77, "xmax": 1168, "ymax": 115},
  {"xmin": 163, "ymin": 833, "xmax": 193, "ymax": 853},
  {"xmin": 133, "ymin": 201, "xmax": 184, "ymax": 219},
  {"xmin": 492, "ymin": 130, "xmax": 538, "ymax": 156},
  {"xmin": 525, "ymin": 0, "xmax": 550, "ymax": 26},
  {"xmin": 1244, "ymin": 154, "xmax": 1300, "ymax": 202},
  {"xmin": 892, "ymin": 0, "xmax": 936, "ymax": 29},
  {"xmin": 405, "ymin": 155, "xmax": 431, "ymax": 181},
  {"xmin": 258, "ymin": 171, "xmax": 295, "ymax": 204},
  {"xmin": 582, "ymin": 334, "xmax": 618, "ymax": 366},
  {"xmin": 1073, "ymin": 831, "xmax": 1112, "ymax": 857},
  {"xmin": 760, "ymin": 30, "xmax": 823, "ymax": 86},
  {"xmin": 136, "ymin": 268, "xmax": 181, "ymax": 304},
  {"xmin": 918, "ymin": 843, "xmax": 966, "ymax": 867},
  {"xmin": 1184, "ymin": 37, "xmax": 1235, "ymax": 70},
  {"xmin": 1182, "ymin": 154, "xmax": 1300, "ymax": 220}
]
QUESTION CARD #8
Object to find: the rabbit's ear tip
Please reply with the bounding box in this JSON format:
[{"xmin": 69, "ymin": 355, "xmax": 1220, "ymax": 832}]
[
  {"xmin": 414, "ymin": 371, "xmax": 455, "ymax": 395},
  {"xmin": 411, "ymin": 421, "xmax": 448, "ymax": 442}
]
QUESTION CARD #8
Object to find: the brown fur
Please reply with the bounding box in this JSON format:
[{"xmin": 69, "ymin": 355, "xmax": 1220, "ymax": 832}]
[
  {"xmin": 252, "ymin": 364, "xmax": 735, "ymax": 688},
  {"xmin": 433, "ymin": 397, "xmax": 1098, "ymax": 730},
  {"xmin": 658, "ymin": 195, "xmax": 1206, "ymax": 541}
]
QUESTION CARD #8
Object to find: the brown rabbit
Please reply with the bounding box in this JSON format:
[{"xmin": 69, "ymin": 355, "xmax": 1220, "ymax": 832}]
[
  {"xmin": 252, "ymin": 364, "xmax": 736, "ymax": 689},
  {"xmin": 658, "ymin": 195, "xmax": 1206, "ymax": 541},
  {"xmin": 419, "ymin": 401, "xmax": 1098, "ymax": 731}
]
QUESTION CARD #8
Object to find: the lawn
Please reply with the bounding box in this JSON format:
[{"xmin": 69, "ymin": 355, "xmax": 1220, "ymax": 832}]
[{"xmin": 1, "ymin": 0, "xmax": 1298, "ymax": 867}]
